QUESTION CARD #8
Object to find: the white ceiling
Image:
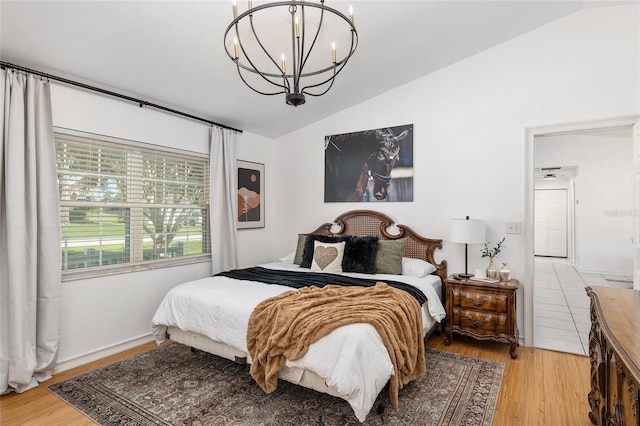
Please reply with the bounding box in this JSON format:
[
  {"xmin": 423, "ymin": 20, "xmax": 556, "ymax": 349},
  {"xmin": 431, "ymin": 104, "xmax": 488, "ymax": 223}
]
[{"xmin": 0, "ymin": 1, "xmax": 624, "ymax": 138}]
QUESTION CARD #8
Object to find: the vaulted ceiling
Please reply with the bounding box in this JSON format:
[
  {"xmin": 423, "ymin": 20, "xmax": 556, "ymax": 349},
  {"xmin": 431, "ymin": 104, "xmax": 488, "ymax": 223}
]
[{"xmin": 0, "ymin": 1, "xmax": 620, "ymax": 138}]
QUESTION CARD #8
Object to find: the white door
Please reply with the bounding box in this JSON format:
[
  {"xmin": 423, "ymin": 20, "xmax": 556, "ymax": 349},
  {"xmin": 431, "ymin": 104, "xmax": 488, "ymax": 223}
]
[
  {"xmin": 535, "ymin": 189, "xmax": 568, "ymax": 257},
  {"xmin": 535, "ymin": 191, "xmax": 550, "ymax": 256},
  {"xmin": 634, "ymin": 122, "xmax": 640, "ymax": 290},
  {"xmin": 547, "ymin": 190, "xmax": 568, "ymax": 257}
]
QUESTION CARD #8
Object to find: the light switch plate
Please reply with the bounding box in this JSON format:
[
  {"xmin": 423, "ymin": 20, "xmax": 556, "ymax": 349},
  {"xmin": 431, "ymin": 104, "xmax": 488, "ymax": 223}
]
[{"xmin": 506, "ymin": 222, "xmax": 521, "ymax": 234}]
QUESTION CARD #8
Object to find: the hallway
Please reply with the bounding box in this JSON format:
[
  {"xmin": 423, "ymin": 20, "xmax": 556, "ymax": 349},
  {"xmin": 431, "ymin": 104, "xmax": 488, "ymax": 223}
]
[{"xmin": 533, "ymin": 257, "xmax": 633, "ymax": 356}]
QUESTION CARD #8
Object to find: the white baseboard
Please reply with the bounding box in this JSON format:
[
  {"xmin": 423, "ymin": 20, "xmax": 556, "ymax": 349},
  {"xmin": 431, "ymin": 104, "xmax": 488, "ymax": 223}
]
[{"xmin": 54, "ymin": 334, "xmax": 156, "ymax": 374}]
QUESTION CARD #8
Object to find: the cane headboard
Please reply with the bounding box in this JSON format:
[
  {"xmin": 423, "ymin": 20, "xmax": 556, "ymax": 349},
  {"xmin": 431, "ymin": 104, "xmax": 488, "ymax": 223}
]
[{"xmin": 308, "ymin": 210, "xmax": 448, "ymax": 282}]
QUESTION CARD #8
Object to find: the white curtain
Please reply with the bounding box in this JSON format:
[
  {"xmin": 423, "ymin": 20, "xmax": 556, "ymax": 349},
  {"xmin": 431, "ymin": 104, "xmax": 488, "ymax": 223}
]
[
  {"xmin": 0, "ymin": 70, "xmax": 61, "ymax": 394},
  {"xmin": 209, "ymin": 126, "xmax": 238, "ymax": 273}
]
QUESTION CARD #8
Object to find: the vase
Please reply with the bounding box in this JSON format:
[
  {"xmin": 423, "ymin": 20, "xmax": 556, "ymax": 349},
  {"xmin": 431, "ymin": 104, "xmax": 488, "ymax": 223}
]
[
  {"xmin": 499, "ymin": 263, "xmax": 511, "ymax": 281},
  {"xmin": 486, "ymin": 259, "xmax": 498, "ymax": 279}
]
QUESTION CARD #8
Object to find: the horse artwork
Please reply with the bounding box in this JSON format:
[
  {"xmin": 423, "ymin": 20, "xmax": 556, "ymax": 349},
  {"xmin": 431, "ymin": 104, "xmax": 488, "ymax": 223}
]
[{"xmin": 324, "ymin": 124, "xmax": 413, "ymax": 202}]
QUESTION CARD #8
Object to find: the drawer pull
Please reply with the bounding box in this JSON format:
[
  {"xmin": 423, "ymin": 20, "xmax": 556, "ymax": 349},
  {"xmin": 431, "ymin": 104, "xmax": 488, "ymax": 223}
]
[
  {"xmin": 466, "ymin": 295, "xmax": 489, "ymax": 306},
  {"xmin": 467, "ymin": 316, "xmax": 489, "ymax": 327}
]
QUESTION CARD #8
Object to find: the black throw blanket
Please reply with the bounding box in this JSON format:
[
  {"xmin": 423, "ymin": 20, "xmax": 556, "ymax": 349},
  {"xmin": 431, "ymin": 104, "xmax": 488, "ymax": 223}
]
[{"xmin": 215, "ymin": 266, "xmax": 427, "ymax": 306}]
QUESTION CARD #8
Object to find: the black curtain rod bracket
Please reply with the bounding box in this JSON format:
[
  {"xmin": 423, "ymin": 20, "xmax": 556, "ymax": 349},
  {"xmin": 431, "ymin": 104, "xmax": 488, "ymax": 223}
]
[{"xmin": 0, "ymin": 61, "xmax": 242, "ymax": 134}]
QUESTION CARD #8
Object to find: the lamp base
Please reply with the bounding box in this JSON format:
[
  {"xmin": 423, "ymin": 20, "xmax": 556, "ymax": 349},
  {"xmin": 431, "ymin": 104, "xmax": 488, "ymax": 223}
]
[{"xmin": 457, "ymin": 273, "xmax": 474, "ymax": 278}]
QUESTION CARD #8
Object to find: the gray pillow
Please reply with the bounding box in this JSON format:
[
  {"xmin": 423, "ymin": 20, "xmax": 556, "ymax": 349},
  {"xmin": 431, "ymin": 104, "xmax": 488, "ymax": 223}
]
[
  {"xmin": 293, "ymin": 234, "xmax": 307, "ymax": 265},
  {"xmin": 375, "ymin": 238, "xmax": 407, "ymax": 275}
]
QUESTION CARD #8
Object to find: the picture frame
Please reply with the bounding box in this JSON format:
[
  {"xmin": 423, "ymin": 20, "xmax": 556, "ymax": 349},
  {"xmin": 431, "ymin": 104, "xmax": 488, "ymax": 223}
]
[
  {"xmin": 324, "ymin": 124, "xmax": 414, "ymax": 202},
  {"xmin": 236, "ymin": 160, "xmax": 265, "ymax": 229}
]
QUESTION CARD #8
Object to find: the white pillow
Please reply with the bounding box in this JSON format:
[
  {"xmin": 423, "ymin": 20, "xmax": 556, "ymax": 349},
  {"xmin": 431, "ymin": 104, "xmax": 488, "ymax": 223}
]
[
  {"xmin": 311, "ymin": 241, "xmax": 345, "ymax": 273},
  {"xmin": 402, "ymin": 257, "xmax": 436, "ymax": 277},
  {"xmin": 278, "ymin": 251, "xmax": 296, "ymax": 263}
]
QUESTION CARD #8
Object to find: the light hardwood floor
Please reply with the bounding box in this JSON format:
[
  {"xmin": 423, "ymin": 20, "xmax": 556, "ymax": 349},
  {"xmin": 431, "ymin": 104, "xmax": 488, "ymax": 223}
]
[{"xmin": 0, "ymin": 334, "xmax": 592, "ymax": 425}]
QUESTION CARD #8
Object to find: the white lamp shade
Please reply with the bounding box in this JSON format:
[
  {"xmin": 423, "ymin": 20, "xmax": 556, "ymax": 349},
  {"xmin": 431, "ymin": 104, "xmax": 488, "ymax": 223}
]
[{"xmin": 450, "ymin": 218, "xmax": 486, "ymax": 244}]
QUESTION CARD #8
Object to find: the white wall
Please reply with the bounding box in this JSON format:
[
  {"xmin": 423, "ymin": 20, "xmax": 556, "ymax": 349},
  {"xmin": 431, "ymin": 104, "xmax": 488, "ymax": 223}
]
[
  {"xmin": 51, "ymin": 85, "xmax": 277, "ymax": 364},
  {"xmin": 535, "ymin": 132, "xmax": 634, "ymax": 275},
  {"xmin": 273, "ymin": 5, "xmax": 640, "ymax": 338}
]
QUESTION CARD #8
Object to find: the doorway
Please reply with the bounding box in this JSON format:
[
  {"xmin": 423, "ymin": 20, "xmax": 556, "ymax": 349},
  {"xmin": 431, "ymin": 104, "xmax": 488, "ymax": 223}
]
[{"xmin": 523, "ymin": 115, "xmax": 640, "ymax": 349}]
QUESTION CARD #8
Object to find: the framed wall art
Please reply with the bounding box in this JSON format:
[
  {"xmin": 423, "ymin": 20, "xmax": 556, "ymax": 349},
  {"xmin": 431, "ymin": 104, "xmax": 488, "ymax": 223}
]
[
  {"xmin": 324, "ymin": 124, "xmax": 414, "ymax": 202},
  {"xmin": 236, "ymin": 160, "xmax": 264, "ymax": 229}
]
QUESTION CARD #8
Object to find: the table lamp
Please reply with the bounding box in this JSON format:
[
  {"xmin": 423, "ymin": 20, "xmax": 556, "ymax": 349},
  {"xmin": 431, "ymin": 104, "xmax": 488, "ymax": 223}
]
[{"xmin": 450, "ymin": 216, "xmax": 486, "ymax": 278}]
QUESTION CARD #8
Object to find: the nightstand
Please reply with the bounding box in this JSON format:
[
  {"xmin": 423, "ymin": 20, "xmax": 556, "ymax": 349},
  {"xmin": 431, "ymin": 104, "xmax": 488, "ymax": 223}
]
[{"xmin": 443, "ymin": 276, "xmax": 519, "ymax": 359}]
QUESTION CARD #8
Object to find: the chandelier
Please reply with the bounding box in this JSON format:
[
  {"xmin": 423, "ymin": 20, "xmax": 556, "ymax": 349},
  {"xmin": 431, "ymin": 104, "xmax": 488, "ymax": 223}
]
[{"xmin": 224, "ymin": 1, "xmax": 358, "ymax": 107}]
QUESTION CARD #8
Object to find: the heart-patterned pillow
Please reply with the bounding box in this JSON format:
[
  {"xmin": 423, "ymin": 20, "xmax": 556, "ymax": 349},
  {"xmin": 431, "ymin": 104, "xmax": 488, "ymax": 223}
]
[
  {"xmin": 310, "ymin": 241, "xmax": 345, "ymax": 273},
  {"xmin": 314, "ymin": 246, "xmax": 338, "ymax": 269}
]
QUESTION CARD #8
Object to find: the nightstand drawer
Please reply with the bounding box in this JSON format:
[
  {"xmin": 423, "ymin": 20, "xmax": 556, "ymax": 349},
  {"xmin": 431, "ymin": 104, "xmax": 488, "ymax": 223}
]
[
  {"xmin": 452, "ymin": 308, "xmax": 508, "ymax": 334},
  {"xmin": 452, "ymin": 289, "xmax": 508, "ymax": 313}
]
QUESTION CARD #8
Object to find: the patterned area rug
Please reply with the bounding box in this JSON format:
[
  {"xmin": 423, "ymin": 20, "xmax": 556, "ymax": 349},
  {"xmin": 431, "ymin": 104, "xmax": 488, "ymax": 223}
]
[{"xmin": 48, "ymin": 343, "xmax": 504, "ymax": 425}]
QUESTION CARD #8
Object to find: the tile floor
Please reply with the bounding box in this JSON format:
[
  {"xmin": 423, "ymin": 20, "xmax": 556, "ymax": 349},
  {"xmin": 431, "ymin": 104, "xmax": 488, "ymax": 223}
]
[{"xmin": 533, "ymin": 257, "xmax": 633, "ymax": 356}]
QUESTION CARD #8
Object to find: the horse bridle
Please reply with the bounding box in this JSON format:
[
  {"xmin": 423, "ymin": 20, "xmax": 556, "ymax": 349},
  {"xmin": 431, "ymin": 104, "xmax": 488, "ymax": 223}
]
[{"xmin": 370, "ymin": 142, "xmax": 399, "ymax": 185}]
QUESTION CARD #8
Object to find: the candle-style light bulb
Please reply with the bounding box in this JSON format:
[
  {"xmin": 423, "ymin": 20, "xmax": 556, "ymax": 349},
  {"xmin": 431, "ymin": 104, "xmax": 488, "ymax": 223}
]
[
  {"xmin": 295, "ymin": 15, "xmax": 300, "ymax": 38},
  {"xmin": 281, "ymin": 54, "xmax": 286, "ymax": 73},
  {"xmin": 233, "ymin": 37, "xmax": 239, "ymax": 59},
  {"xmin": 349, "ymin": 5, "xmax": 354, "ymax": 24},
  {"xmin": 331, "ymin": 42, "xmax": 336, "ymax": 63},
  {"xmin": 232, "ymin": 0, "xmax": 238, "ymax": 19},
  {"xmin": 248, "ymin": 0, "xmax": 252, "ymax": 9}
]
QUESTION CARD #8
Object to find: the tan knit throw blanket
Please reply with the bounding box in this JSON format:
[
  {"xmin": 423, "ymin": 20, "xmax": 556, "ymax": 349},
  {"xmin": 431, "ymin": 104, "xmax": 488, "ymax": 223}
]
[{"xmin": 246, "ymin": 282, "xmax": 426, "ymax": 409}]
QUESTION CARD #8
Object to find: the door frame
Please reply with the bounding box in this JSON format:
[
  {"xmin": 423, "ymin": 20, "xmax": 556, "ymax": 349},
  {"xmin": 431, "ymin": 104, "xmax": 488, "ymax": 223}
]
[
  {"xmin": 634, "ymin": 122, "xmax": 640, "ymax": 290},
  {"xmin": 524, "ymin": 115, "xmax": 640, "ymax": 347}
]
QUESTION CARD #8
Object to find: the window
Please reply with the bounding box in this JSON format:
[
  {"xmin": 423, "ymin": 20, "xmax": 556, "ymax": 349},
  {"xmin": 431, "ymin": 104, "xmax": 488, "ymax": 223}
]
[{"xmin": 56, "ymin": 129, "xmax": 210, "ymax": 278}]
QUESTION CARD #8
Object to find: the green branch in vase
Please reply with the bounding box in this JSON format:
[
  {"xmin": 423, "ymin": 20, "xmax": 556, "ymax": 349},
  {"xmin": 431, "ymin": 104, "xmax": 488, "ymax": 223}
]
[{"xmin": 481, "ymin": 237, "xmax": 505, "ymax": 259}]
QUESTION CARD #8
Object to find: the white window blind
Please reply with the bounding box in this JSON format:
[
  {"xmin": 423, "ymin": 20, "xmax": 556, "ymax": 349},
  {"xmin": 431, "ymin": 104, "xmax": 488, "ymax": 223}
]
[{"xmin": 56, "ymin": 130, "xmax": 210, "ymax": 275}]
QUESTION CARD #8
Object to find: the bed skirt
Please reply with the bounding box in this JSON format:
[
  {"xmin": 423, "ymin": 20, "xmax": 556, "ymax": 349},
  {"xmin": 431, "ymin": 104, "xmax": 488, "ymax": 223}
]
[{"xmin": 167, "ymin": 326, "xmax": 347, "ymax": 398}]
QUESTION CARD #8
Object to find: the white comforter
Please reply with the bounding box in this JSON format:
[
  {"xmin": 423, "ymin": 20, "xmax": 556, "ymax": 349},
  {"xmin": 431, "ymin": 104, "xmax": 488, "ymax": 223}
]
[{"xmin": 150, "ymin": 261, "xmax": 445, "ymax": 422}]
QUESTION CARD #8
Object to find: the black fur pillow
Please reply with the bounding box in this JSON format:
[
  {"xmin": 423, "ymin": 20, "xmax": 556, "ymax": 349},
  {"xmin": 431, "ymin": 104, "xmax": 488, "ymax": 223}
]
[
  {"xmin": 300, "ymin": 234, "xmax": 378, "ymax": 274},
  {"xmin": 342, "ymin": 236, "xmax": 378, "ymax": 274}
]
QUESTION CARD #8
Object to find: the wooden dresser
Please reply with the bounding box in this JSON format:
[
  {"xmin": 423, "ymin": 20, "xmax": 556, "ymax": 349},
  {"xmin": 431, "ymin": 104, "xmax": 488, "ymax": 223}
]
[
  {"xmin": 586, "ymin": 286, "xmax": 640, "ymax": 426},
  {"xmin": 443, "ymin": 276, "xmax": 519, "ymax": 359}
]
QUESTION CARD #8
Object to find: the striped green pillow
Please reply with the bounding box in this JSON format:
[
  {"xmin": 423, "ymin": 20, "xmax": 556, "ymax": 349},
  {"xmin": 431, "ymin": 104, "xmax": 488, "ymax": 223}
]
[
  {"xmin": 293, "ymin": 234, "xmax": 307, "ymax": 265},
  {"xmin": 375, "ymin": 238, "xmax": 407, "ymax": 275}
]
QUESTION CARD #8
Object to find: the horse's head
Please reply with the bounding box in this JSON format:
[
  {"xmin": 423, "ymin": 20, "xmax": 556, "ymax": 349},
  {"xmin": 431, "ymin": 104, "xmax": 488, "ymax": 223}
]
[{"xmin": 370, "ymin": 128, "xmax": 408, "ymax": 200}]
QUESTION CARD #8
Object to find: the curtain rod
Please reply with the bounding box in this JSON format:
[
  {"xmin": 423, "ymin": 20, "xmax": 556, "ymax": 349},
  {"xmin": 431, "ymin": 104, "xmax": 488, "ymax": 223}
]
[{"xmin": 0, "ymin": 61, "xmax": 243, "ymax": 134}]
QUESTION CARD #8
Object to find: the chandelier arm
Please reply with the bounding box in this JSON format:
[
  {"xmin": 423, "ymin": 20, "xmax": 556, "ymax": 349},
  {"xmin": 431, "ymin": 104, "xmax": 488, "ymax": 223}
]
[
  {"xmin": 299, "ymin": 2, "xmax": 324, "ymax": 75},
  {"xmin": 297, "ymin": 3, "xmax": 305, "ymax": 82},
  {"xmin": 295, "ymin": 28, "xmax": 358, "ymax": 78},
  {"xmin": 235, "ymin": 63, "xmax": 287, "ymax": 96},
  {"xmin": 300, "ymin": 30, "xmax": 357, "ymax": 94},
  {"xmin": 301, "ymin": 66, "xmax": 337, "ymax": 96},
  {"xmin": 242, "ymin": 16, "xmax": 291, "ymax": 93},
  {"xmin": 294, "ymin": 37, "xmax": 301, "ymax": 93},
  {"xmin": 290, "ymin": 5, "xmax": 299, "ymax": 94}
]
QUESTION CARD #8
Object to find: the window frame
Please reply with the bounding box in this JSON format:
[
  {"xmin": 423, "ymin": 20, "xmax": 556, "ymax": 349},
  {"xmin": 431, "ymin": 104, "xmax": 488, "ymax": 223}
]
[{"xmin": 55, "ymin": 127, "xmax": 211, "ymax": 281}]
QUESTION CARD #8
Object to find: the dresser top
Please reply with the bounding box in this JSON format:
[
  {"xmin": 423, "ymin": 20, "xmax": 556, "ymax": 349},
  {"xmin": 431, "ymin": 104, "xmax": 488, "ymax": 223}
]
[
  {"xmin": 446, "ymin": 276, "xmax": 519, "ymax": 290},
  {"xmin": 586, "ymin": 285, "xmax": 640, "ymax": 383}
]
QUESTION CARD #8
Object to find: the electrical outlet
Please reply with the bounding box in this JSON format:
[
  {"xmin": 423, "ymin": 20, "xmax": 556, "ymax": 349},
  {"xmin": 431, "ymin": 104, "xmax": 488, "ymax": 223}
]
[{"xmin": 506, "ymin": 222, "xmax": 521, "ymax": 234}]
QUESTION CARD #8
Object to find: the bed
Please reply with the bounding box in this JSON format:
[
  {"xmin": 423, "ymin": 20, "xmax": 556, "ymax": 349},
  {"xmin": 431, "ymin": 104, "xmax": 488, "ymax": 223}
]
[{"xmin": 150, "ymin": 210, "xmax": 447, "ymax": 422}]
